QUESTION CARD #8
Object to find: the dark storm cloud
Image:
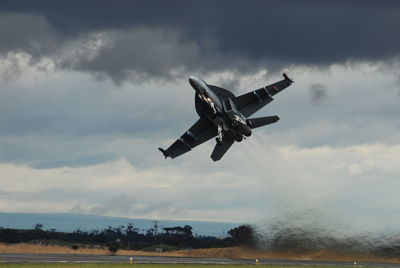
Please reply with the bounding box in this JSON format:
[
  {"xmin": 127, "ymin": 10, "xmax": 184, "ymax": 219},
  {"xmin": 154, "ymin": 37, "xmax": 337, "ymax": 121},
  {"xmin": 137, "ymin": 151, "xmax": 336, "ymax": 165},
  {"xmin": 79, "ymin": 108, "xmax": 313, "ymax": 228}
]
[
  {"xmin": 0, "ymin": 13, "xmax": 57, "ymax": 54},
  {"xmin": 309, "ymin": 83, "xmax": 328, "ymax": 105},
  {"xmin": 1, "ymin": 0, "xmax": 400, "ymax": 82},
  {"xmin": 71, "ymin": 28, "xmax": 202, "ymax": 83}
]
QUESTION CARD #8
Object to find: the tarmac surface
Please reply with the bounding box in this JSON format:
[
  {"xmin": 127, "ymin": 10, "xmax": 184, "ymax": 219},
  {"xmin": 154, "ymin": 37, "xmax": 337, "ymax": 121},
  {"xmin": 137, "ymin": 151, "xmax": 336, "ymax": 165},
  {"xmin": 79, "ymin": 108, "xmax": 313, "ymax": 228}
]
[{"xmin": 1, "ymin": 253, "xmax": 400, "ymax": 267}]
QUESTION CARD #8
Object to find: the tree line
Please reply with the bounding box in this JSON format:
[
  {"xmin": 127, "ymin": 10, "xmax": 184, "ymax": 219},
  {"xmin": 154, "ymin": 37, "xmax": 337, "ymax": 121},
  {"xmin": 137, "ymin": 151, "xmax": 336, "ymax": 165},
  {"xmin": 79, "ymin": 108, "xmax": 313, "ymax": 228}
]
[{"xmin": 0, "ymin": 223, "xmax": 256, "ymax": 252}]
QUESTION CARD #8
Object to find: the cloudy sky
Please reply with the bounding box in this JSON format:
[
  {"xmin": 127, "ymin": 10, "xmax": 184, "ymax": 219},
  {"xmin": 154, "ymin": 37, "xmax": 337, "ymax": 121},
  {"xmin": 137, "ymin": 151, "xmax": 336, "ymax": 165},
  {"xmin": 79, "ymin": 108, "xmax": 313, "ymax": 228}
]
[{"xmin": 1, "ymin": 0, "xmax": 400, "ymax": 232}]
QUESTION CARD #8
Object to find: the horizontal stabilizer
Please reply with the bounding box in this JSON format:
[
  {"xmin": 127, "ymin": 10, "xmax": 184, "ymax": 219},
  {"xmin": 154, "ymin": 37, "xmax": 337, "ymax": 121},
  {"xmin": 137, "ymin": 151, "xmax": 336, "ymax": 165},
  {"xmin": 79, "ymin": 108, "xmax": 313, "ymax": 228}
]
[
  {"xmin": 247, "ymin": 116, "xmax": 279, "ymax": 129},
  {"xmin": 211, "ymin": 138, "xmax": 234, "ymax": 161}
]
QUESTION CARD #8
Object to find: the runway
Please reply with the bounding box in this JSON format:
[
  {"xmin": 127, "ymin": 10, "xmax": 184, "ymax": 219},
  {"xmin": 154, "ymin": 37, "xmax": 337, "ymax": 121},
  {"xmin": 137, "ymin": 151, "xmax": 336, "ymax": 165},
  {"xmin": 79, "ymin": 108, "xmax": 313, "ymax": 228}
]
[{"xmin": 1, "ymin": 253, "xmax": 400, "ymax": 267}]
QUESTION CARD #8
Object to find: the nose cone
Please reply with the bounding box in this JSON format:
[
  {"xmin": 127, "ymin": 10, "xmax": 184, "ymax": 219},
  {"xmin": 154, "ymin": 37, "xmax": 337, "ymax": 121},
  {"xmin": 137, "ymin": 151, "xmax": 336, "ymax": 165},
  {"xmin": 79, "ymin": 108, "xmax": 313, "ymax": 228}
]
[{"xmin": 189, "ymin": 76, "xmax": 197, "ymax": 89}]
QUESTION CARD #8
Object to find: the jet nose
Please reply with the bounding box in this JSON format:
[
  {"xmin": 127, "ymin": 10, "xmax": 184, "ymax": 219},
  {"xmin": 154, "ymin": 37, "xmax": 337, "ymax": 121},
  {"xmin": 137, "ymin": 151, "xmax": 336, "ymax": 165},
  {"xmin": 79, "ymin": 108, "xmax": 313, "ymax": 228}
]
[{"xmin": 189, "ymin": 76, "xmax": 197, "ymax": 89}]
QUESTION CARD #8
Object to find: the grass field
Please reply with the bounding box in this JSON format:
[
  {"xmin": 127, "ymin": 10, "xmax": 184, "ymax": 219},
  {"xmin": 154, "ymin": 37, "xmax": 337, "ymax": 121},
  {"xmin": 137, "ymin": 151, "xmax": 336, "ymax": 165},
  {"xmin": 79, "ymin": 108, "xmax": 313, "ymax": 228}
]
[{"xmin": 0, "ymin": 265, "xmax": 357, "ymax": 268}]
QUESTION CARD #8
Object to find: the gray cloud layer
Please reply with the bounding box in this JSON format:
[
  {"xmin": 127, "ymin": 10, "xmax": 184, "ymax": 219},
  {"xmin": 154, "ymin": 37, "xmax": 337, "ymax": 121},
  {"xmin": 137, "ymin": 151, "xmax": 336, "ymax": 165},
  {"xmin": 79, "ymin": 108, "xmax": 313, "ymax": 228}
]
[{"xmin": 1, "ymin": 1, "xmax": 400, "ymax": 82}]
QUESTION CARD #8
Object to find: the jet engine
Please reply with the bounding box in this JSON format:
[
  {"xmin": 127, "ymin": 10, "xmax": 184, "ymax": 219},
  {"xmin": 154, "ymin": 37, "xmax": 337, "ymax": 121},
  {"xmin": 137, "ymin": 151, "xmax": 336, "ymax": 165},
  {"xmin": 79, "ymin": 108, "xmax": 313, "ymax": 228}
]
[
  {"xmin": 231, "ymin": 116, "xmax": 252, "ymax": 137},
  {"xmin": 236, "ymin": 123, "xmax": 252, "ymax": 137}
]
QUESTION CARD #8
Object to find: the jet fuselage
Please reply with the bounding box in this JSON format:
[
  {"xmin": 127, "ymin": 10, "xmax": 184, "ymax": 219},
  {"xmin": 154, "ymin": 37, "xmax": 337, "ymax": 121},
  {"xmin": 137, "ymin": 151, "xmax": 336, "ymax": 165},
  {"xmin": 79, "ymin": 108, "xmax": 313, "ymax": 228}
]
[{"xmin": 189, "ymin": 76, "xmax": 251, "ymax": 143}]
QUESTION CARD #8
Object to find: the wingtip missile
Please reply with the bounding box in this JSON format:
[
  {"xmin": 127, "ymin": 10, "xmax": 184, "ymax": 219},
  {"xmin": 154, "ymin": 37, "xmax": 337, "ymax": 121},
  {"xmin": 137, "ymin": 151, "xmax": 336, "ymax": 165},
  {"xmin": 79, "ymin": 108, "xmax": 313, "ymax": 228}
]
[{"xmin": 283, "ymin": 73, "xmax": 294, "ymax": 84}]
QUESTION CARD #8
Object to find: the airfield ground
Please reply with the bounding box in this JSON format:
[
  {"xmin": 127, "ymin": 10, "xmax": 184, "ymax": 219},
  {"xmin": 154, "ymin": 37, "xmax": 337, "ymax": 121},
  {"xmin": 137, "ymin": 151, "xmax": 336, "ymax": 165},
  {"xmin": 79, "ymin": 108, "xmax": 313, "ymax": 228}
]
[
  {"xmin": 0, "ymin": 264, "xmax": 386, "ymax": 268},
  {"xmin": 0, "ymin": 265, "xmax": 376, "ymax": 268},
  {"xmin": 0, "ymin": 244, "xmax": 399, "ymax": 264}
]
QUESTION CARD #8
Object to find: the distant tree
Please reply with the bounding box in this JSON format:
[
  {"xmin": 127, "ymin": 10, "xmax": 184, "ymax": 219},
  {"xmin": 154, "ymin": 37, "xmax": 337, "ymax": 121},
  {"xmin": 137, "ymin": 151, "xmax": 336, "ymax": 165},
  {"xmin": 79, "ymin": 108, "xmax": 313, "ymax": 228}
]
[
  {"xmin": 146, "ymin": 227, "xmax": 155, "ymax": 238},
  {"xmin": 34, "ymin": 223, "xmax": 43, "ymax": 231},
  {"xmin": 126, "ymin": 223, "xmax": 139, "ymax": 241},
  {"xmin": 228, "ymin": 225, "xmax": 256, "ymax": 247},
  {"xmin": 183, "ymin": 225, "xmax": 193, "ymax": 237},
  {"xmin": 163, "ymin": 226, "xmax": 193, "ymax": 237}
]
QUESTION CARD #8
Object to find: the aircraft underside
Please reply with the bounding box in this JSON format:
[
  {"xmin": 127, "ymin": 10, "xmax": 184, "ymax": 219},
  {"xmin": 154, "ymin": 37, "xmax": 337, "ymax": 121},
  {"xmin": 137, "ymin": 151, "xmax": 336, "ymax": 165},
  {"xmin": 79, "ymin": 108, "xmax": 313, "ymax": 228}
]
[{"xmin": 159, "ymin": 73, "xmax": 293, "ymax": 161}]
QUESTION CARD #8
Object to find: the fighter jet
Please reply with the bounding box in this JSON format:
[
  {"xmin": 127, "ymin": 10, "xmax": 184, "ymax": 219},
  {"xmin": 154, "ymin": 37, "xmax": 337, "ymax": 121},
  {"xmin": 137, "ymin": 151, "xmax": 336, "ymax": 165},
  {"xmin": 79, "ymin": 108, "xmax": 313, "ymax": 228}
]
[{"xmin": 159, "ymin": 73, "xmax": 294, "ymax": 161}]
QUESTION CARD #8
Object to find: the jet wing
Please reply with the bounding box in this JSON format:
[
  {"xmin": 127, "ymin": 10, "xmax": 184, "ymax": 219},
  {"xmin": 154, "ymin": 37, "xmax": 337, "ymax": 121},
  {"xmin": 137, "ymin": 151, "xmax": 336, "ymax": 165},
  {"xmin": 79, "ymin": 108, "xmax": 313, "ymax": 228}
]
[
  {"xmin": 159, "ymin": 118, "xmax": 217, "ymax": 159},
  {"xmin": 236, "ymin": 73, "xmax": 293, "ymax": 117}
]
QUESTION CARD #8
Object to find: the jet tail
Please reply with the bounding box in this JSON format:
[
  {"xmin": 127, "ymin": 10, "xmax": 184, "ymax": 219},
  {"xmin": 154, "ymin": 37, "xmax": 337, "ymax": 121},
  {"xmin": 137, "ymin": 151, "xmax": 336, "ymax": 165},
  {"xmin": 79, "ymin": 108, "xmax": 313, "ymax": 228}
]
[
  {"xmin": 211, "ymin": 138, "xmax": 234, "ymax": 161},
  {"xmin": 246, "ymin": 115, "xmax": 280, "ymax": 129}
]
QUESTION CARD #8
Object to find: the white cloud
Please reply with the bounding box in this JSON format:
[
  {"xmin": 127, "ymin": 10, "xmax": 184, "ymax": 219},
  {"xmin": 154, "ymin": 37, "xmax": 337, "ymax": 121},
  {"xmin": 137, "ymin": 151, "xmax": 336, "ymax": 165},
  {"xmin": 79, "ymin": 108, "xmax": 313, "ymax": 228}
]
[
  {"xmin": 0, "ymin": 142, "xmax": 399, "ymax": 229},
  {"xmin": 0, "ymin": 52, "xmax": 55, "ymax": 81}
]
